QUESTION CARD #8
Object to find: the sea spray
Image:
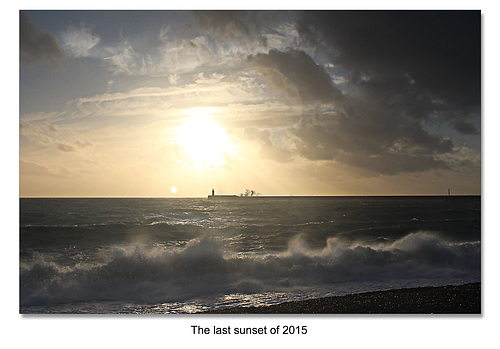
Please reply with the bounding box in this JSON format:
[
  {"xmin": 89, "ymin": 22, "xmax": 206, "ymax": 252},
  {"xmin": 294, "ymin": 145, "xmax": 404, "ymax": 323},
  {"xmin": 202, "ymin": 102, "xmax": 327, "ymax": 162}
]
[{"xmin": 21, "ymin": 231, "xmax": 480, "ymax": 308}]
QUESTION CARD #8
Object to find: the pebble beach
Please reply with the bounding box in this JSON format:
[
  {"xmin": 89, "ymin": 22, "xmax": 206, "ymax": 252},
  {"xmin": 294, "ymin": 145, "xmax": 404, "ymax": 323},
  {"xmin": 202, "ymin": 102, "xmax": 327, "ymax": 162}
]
[{"xmin": 204, "ymin": 283, "xmax": 481, "ymax": 314}]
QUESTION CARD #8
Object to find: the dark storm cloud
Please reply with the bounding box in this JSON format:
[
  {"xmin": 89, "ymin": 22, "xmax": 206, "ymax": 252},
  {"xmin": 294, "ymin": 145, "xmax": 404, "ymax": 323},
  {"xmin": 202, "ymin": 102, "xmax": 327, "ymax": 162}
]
[
  {"xmin": 293, "ymin": 108, "xmax": 452, "ymax": 174},
  {"xmin": 20, "ymin": 12, "xmax": 64, "ymax": 66},
  {"xmin": 453, "ymin": 121, "xmax": 479, "ymax": 135},
  {"xmin": 247, "ymin": 47, "xmax": 456, "ymax": 173},
  {"xmin": 248, "ymin": 49, "xmax": 343, "ymax": 103},
  {"xmin": 297, "ymin": 10, "xmax": 481, "ymax": 110},
  {"xmin": 244, "ymin": 11, "xmax": 479, "ymax": 175}
]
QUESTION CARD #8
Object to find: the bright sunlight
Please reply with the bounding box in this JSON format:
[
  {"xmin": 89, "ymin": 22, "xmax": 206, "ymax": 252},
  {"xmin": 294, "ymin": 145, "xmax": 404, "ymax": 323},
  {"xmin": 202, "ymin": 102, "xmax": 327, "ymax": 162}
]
[{"xmin": 174, "ymin": 108, "xmax": 235, "ymax": 168}]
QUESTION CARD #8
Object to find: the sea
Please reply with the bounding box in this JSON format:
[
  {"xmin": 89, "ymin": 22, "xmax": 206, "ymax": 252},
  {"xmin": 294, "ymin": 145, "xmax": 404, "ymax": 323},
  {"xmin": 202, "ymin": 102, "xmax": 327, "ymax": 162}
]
[{"xmin": 19, "ymin": 196, "xmax": 481, "ymax": 314}]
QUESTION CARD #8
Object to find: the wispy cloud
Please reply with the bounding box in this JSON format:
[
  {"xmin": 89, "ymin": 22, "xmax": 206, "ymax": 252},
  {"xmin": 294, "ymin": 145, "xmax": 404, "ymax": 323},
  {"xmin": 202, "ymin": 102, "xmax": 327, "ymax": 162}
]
[
  {"xmin": 20, "ymin": 159, "xmax": 70, "ymax": 178},
  {"xmin": 103, "ymin": 40, "xmax": 139, "ymax": 75},
  {"xmin": 20, "ymin": 120, "xmax": 93, "ymax": 153},
  {"xmin": 61, "ymin": 23, "xmax": 101, "ymax": 58}
]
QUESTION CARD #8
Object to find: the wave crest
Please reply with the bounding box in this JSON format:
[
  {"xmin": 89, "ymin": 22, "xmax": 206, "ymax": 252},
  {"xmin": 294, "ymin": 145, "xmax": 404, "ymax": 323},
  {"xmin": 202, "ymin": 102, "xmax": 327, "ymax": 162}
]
[{"xmin": 20, "ymin": 232, "xmax": 480, "ymax": 308}]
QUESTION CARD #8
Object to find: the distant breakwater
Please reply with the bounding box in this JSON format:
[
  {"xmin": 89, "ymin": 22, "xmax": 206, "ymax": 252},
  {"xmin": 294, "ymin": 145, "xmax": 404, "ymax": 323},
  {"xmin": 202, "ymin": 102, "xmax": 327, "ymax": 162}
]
[{"xmin": 208, "ymin": 195, "xmax": 481, "ymax": 201}]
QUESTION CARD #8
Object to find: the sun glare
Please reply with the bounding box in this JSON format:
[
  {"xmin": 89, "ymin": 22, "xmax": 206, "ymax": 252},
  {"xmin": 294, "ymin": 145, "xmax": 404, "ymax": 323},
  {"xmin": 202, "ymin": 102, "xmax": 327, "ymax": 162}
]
[{"xmin": 174, "ymin": 108, "xmax": 235, "ymax": 168}]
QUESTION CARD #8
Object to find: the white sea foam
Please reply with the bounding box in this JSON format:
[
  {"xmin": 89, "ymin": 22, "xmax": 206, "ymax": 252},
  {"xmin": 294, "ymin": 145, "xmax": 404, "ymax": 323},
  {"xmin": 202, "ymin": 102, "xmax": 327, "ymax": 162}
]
[{"xmin": 20, "ymin": 231, "xmax": 480, "ymax": 310}]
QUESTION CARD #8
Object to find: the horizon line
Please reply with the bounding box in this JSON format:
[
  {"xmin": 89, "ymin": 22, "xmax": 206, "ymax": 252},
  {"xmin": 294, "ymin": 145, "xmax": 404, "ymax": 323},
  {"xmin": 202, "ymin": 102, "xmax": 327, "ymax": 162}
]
[{"xmin": 19, "ymin": 194, "xmax": 482, "ymax": 199}]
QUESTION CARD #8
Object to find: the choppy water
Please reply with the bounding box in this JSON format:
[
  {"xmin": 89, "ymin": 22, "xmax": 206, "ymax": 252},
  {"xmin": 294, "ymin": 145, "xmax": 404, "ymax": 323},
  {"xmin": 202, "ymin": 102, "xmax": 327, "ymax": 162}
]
[{"xmin": 20, "ymin": 196, "xmax": 481, "ymax": 314}]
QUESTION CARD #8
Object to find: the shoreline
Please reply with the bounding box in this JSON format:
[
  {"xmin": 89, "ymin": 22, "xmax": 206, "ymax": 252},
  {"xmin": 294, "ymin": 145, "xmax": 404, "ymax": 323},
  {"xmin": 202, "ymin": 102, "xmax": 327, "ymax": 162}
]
[{"xmin": 203, "ymin": 283, "xmax": 481, "ymax": 314}]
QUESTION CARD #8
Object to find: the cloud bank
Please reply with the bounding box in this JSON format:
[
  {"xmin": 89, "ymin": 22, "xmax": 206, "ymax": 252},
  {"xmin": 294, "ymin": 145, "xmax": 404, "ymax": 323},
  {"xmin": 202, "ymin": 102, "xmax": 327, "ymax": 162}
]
[{"xmin": 238, "ymin": 11, "xmax": 480, "ymax": 175}]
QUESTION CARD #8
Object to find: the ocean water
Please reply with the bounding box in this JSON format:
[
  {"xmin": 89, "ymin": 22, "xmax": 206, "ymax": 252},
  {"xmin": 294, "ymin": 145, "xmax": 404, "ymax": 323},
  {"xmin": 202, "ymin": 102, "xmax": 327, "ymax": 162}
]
[{"xmin": 20, "ymin": 196, "xmax": 481, "ymax": 314}]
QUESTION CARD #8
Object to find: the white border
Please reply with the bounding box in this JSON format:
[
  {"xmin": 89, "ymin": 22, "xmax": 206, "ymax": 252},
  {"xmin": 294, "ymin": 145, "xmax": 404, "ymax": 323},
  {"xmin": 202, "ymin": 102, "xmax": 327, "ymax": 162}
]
[{"xmin": 6, "ymin": 2, "xmax": 499, "ymax": 348}]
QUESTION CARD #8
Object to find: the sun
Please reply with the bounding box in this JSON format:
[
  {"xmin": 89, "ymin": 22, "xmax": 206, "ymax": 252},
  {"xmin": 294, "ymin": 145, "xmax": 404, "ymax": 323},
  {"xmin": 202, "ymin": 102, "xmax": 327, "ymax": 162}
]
[
  {"xmin": 174, "ymin": 108, "xmax": 235, "ymax": 167},
  {"xmin": 170, "ymin": 186, "xmax": 177, "ymax": 194}
]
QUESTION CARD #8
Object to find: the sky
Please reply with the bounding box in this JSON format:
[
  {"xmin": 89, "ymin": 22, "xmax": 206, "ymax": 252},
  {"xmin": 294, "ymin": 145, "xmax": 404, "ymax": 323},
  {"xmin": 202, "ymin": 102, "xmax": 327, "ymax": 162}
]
[{"xmin": 19, "ymin": 10, "xmax": 481, "ymax": 197}]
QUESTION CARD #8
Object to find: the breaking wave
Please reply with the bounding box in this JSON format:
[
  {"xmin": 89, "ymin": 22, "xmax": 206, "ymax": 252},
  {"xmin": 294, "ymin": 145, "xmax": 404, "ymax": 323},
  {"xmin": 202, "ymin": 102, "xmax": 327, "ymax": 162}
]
[{"xmin": 20, "ymin": 231, "xmax": 480, "ymax": 308}]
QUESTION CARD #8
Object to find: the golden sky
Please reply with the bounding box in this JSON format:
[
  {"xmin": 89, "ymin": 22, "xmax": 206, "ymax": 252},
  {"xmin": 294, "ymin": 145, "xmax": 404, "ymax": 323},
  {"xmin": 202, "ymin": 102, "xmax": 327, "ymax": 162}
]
[{"xmin": 19, "ymin": 11, "xmax": 481, "ymax": 197}]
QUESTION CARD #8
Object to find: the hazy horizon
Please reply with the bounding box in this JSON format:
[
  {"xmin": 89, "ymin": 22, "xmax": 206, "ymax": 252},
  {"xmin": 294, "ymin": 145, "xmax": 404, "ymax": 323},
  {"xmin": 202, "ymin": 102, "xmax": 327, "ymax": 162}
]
[{"xmin": 20, "ymin": 11, "xmax": 481, "ymax": 197}]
